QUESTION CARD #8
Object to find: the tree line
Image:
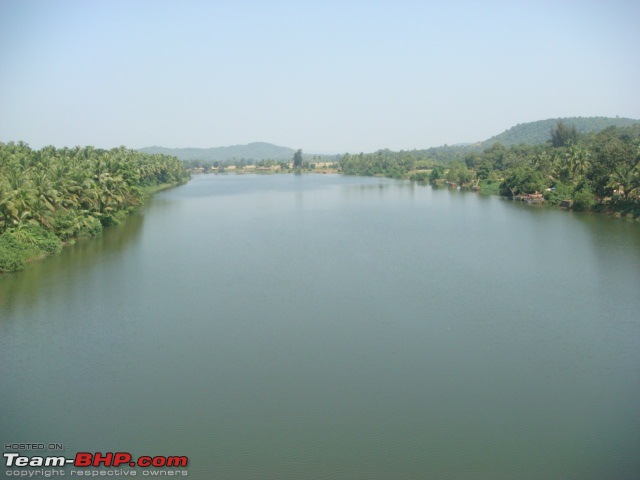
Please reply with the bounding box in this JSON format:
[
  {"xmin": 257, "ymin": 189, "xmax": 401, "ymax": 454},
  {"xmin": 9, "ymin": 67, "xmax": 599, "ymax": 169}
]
[
  {"xmin": 337, "ymin": 123, "xmax": 640, "ymax": 217},
  {"xmin": 0, "ymin": 142, "xmax": 189, "ymax": 272},
  {"xmin": 339, "ymin": 150, "xmax": 439, "ymax": 178},
  {"xmin": 182, "ymin": 151, "xmax": 340, "ymax": 173}
]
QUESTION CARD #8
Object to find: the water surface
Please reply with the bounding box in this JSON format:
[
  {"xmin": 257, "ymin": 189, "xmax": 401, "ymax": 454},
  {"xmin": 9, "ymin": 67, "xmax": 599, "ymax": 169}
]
[{"xmin": 2, "ymin": 174, "xmax": 639, "ymax": 479}]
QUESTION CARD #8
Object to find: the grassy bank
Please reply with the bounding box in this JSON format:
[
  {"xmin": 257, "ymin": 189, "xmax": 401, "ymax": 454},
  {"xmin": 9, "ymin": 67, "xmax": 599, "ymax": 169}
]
[{"xmin": 0, "ymin": 224, "xmax": 63, "ymax": 273}]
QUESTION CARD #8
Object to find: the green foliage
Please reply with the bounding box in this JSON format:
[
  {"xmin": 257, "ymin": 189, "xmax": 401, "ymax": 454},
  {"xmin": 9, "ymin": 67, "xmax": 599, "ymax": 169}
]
[
  {"xmin": 480, "ymin": 117, "xmax": 638, "ymax": 147},
  {"xmin": 572, "ymin": 187, "xmax": 596, "ymax": 211},
  {"xmin": 446, "ymin": 162, "xmax": 474, "ymax": 185},
  {"xmin": 450, "ymin": 123, "xmax": 640, "ymax": 216},
  {"xmin": 0, "ymin": 225, "xmax": 61, "ymax": 272},
  {"xmin": 543, "ymin": 182, "xmax": 574, "ymax": 205},
  {"xmin": 429, "ymin": 165, "xmax": 445, "ymax": 181},
  {"xmin": 293, "ymin": 149, "xmax": 303, "ymax": 169},
  {"xmin": 587, "ymin": 126, "xmax": 639, "ymax": 197},
  {"xmin": 54, "ymin": 209, "xmax": 101, "ymax": 240},
  {"xmin": 79, "ymin": 216, "xmax": 103, "ymax": 237},
  {"xmin": 0, "ymin": 233, "xmax": 29, "ymax": 272},
  {"xmin": 479, "ymin": 178, "xmax": 501, "ymax": 195},
  {"xmin": 409, "ymin": 171, "xmax": 430, "ymax": 182},
  {"xmin": 550, "ymin": 121, "xmax": 578, "ymax": 147},
  {"xmin": 413, "ymin": 160, "xmax": 435, "ymax": 170},
  {"xmin": 500, "ymin": 166, "xmax": 546, "ymax": 196},
  {"xmin": 339, "ymin": 149, "xmax": 450, "ymax": 179},
  {"xmin": 340, "ymin": 152, "xmax": 408, "ymax": 178},
  {"xmin": 336, "ymin": 120, "xmax": 640, "ymax": 218},
  {"xmin": 0, "ymin": 142, "xmax": 189, "ymax": 272},
  {"xmin": 480, "ymin": 143, "xmax": 512, "ymax": 171},
  {"xmin": 13, "ymin": 224, "xmax": 62, "ymax": 254}
]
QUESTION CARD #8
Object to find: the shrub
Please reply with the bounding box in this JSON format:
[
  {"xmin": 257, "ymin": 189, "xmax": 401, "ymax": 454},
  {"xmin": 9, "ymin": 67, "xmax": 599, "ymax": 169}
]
[
  {"xmin": 13, "ymin": 224, "xmax": 62, "ymax": 254},
  {"xmin": 100, "ymin": 210, "xmax": 128, "ymax": 227},
  {"xmin": 0, "ymin": 233, "xmax": 28, "ymax": 273},
  {"xmin": 543, "ymin": 182, "xmax": 574, "ymax": 205},
  {"xmin": 53, "ymin": 210, "xmax": 81, "ymax": 241},
  {"xmin": 572, "ymin": 187, "xmax": 596, "ymax": 211},
  {"xmin": 429, "ymin": 165, "xmax": 445, "ymax": 181},
  {"xmin": 409, "ymin": 171, "xmax": 430, "ymax": 182},
  {"xmin": 479, "ymin": 179, "xmax": 500, "ymax": 195},
  {"xmin": 0, "ymin": 225, "xmax": 64, "ymax": 272},
  {"xmin": 79, "ymin": 216, "xmax": 102, "ymax": 237}
]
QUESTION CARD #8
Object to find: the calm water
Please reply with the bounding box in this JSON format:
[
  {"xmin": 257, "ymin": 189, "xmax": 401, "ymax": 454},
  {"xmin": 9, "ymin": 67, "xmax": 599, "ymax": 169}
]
[{"xmin": 1, "ymin": 174, "xmax": 639, "ymax": 479}]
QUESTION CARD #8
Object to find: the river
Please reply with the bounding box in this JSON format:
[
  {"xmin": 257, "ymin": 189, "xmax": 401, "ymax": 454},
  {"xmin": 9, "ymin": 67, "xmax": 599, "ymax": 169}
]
[{"xmin": 1, "ymin": 174, "xmax": 639, "ymax": 479}]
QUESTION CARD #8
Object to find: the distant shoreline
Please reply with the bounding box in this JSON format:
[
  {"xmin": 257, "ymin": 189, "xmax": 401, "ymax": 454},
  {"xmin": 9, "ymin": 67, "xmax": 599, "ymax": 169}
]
[{"xmin": 190, "ymin": 169, "xmax": 640, "ymax": 223}]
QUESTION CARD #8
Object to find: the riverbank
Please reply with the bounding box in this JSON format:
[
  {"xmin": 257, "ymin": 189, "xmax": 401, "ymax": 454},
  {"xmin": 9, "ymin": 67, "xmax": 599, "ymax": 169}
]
[
  {"xmin": 141, "ymin": 180, "xmax": 189, "ymax": 197},
  {"xmin": 335, "ymin": 124, "xmax": 640, "ymax": 220},
  {"xmin": 0, "ymin": 180, "xmax": 186, "ymax": 274},
  {"xmin": 0, "ymin": 142, "xmax": 190, "ymax": 274},
  {"xmin": 200, "ymin": 169, "xmax": 640, "ymax": 221},
  {"xmin": 431, "ymin": 176, "xmax": 640, "ymax": 221}
]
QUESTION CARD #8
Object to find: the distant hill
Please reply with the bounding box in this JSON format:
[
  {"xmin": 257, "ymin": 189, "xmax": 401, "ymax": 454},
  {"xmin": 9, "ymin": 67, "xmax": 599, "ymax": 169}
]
[
  {"xmin": 139, "ymin": 117, "xmax": 640, "ymax": 164},
  {"xmin": 138, "ymin": 142, "xmax": 296, "ymax": 162},
  {"xmin": 478, "ymin": 116, "xmax": 639, "ymax": 147},
  {"xmin": 365, "ymin": 116, "xmax": 640, "ymax": 164}
]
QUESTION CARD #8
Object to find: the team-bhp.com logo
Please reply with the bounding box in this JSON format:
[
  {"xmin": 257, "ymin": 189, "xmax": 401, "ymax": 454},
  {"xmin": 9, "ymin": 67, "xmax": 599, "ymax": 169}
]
[
  {"xmin": 4, "ymin": 451, "xmax": 188, "ymax": 467},
  {"xmin": 4, "ymin": 452, "xmax": 189, "ymax": 477}
]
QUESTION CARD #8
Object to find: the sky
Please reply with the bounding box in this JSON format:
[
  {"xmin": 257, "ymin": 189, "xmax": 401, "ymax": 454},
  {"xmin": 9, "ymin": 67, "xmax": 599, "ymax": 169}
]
[{"xmin": 1, "ymin": 0, "xmax": 639, "ymax": 154}]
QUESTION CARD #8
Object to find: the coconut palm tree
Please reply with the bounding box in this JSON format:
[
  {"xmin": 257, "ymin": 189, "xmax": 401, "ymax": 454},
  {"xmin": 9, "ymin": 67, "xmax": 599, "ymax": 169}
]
[
  {"xmin": 0, "ymin": 181, "xmax": 19, "ymax": 232},
  {"xmin": 568, "ymin": 146, "xmax": 591, "ymax": 177},
  {"xmin": 607, "ymin": 165, "xmax": 634, "ymax": 199},
  {"xmin": 31, "ymin": 170, "xmax": 59, "ymax": 211},
  {"xmin": 628, "ymin": 160, "xmax": 640, "ymax": 199}
]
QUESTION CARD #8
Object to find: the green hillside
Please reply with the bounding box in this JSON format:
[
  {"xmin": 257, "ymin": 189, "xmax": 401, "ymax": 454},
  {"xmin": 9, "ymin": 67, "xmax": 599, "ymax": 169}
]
[
  {"xmin": 138, "ymin": 142, "xmax": 296, "ymax": 162},
  {"xmin": 139, "ymin": 117, "xmax": 639, "ymax": 166},
  {"xmin": 371, "ymin": 117, "xmax": 640, "ymax": 164},
  {"xmin": 479, "ymin": 116, "xmax": 639, "ymax": 147}
]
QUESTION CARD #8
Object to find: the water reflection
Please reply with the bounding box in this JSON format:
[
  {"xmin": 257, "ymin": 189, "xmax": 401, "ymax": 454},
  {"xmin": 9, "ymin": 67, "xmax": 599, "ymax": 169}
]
[
  {"xmin": 0, "ymin": 211, "xmax": 144, "ymax": 319},
  {"xmin": 1, "ymin": 174, "xmax": 639, "ymax": 479}
]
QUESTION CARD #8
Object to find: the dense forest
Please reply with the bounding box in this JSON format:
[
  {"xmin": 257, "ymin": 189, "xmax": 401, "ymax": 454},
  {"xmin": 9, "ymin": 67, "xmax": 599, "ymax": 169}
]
[
  {"xmin": 339, "ymin": 123, "xmax": 640, "ymax": 218},
  {"xmin": 0, "ymin": 142, "xmax": 189, "ymax": 273}
]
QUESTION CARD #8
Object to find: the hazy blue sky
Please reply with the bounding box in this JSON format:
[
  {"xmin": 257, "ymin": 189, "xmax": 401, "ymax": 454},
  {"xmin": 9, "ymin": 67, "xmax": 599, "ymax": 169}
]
[{"xmin": 1, "ymin": 0, "xmax": 639, "ymax": 153}]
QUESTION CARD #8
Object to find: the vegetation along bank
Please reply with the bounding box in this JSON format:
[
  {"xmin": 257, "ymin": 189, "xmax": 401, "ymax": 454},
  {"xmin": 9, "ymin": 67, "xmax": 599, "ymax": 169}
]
[
  {"xmin": 338, "ymin": 122, "xmax": 640, "ymax": 219},
  {"xmin": 181, "ymin": 119, "xmax": 640, "ymax": 221},
  {"xmin": 3, "ymin": 118, "xmax": 639, "ymax": 273},
  {"xmin": 0, "ymin": 142, "xmax": 189, "ymax": 273}
]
